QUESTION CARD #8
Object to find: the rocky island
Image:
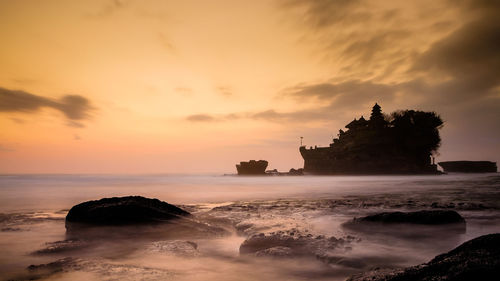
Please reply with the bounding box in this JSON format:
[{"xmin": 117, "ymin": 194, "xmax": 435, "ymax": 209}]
[{"xmin": 300, "ymin": 104, "xmax": 443, "ymax": 174}]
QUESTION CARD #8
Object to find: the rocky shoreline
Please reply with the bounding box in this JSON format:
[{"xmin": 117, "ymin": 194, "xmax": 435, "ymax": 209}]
[{"xmin": 11, "ymin": 196, "xmax": 497, "ymax": 280}]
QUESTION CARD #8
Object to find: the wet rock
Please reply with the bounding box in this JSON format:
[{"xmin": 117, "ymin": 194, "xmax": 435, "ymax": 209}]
[
  {"xmin": 0, "ymin": 213, "xmax": 10, "ymax": 223},
  {"xmin": 65, "ymin": 196, "xmax": 190, "ymax": 228},
  {"xmin": 288, "ymin": 168, "xmax": 304, "ymax": 175},
  {"xmin": 32, "ymin": 239, "xmax": 90, "ymax": 255},
  {"xmin": 343, "ymin": 210, "xmax": 466, "ymax": 236},
  {"xmin": 239, "ymin": 231, "xmax": 353, "ymax": 258},
  {"xmin": 145, "ymin": 240, "xmax": 199, "ymax": 257},
  {"xmin": 1, "ymin": 227, "xmax": 21, "ymax": 232},
  {"xmin": 255, "ymin": 246, "xmax": 293, "ymax": 257},
  {"xmin": 431, "ymin": 201, "xmax": 489, "ymax": 210},
  {"xmin": 347, "ymin": 233, "xmax": 500, "ymax": 281},
  {"xmin": 235, "ymin": 222, "xmax": 255, "ymax": 235},
  {"xmin": 27, "ymin": 257, "xmax": 175, "ymax": 280},
  {"xmin": 317, "ymin": 255, "xmax": 367, "ymax": 269},
  {"xmin": 28, "ymin": 257, "xmax": 76, "ymax": 276}
]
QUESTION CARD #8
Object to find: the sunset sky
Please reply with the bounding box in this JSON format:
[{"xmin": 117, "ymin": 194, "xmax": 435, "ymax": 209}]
[{"xmin": 0, "ymin": 0, "xmax": 499, "ymax": 173}]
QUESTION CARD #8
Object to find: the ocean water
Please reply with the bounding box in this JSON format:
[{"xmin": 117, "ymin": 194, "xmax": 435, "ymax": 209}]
[{"xmin": 0, "ymin": 173, "xmax": 499, "ymax": 280}]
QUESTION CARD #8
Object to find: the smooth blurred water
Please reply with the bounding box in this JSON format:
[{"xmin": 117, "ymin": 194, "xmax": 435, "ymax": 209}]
[
  {"xmin": 0, "ymin": 173, "xmax": 499, "ymax": 280},
  {"xmin": 1, "ymin": 173, "xmax": 495, "ymax": 212}
]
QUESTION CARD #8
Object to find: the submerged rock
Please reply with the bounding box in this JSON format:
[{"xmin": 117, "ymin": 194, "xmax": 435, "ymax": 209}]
[
  {"xmin": 65, "ymin": 196, "xmax": 190, "ymax": 228},
  {"xmin": 254, "ymin": 246, "xmax": 293, "ymax": 257},
  {"xmin": 240, "ymin": 231, "xmax": 356, "ymax": 259},
  {"xmin": 343, "ymin": 210, "xmax": 466, "ymax": 236},
  {"xmin": 1, "ymin": 227, "xmax": 21, "ymax": 232},
  {"xmin": 145, "ymin": 240, "xmax": 199, "ymax": 257},
  {"xmin": 32, "ymin": 239, "xmax": 90, "ymax": 255},
  {"xmin": 27, "ymin": 257, "xmax": 175, "ymax": 280},
  {"xmin": 347, "ymin": 233, "xmax": 500, "ymax": 281},
  {"xmin": 27, "ymin": 257, "xmax": 77, "ymax": 276}
]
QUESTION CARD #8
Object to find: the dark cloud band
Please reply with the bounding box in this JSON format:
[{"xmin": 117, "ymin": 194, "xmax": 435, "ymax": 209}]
[{"xmin": 0, "ymin": 87, "xmax": 93, "ymax": 125}]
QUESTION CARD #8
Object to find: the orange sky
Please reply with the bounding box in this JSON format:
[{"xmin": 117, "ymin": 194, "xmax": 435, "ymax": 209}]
[{"xmin": 0, "ymin": 0, "xmax": 499, "ymax": 173}]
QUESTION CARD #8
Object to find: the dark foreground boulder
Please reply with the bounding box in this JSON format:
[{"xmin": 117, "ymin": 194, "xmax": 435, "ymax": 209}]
[
  {"xmin": 347, "ymin": 233, "xmax": 500, "ymax": 281},
  {"xmin": 64, "ymin": 197, "xmax": 231, "ymax": 240},
  {"xmin": 66, "ymin": 196, "xmax": 190, "ymax": 228}
]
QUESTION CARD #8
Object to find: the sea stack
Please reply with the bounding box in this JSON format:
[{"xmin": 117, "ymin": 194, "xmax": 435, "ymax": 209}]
[{"xmin": 236, "ymin": 160, "xmax": 268, "ymax": 175}]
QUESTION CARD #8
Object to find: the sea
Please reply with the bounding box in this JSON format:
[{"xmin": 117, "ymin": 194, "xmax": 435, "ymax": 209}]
[{"xmin": 0, "ymin": 173, "xmax": 499, "ymax": 280}]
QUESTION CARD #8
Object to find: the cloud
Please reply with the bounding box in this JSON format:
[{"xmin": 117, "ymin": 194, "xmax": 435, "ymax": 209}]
[
  {"xmin": 250, "ymin": 108, "xmax": 333, "ymax": 122},
  {"xmin": 175, "ymin": 87, "xmax": 194, "ymax": 96},
  {"xmin": 0, "ymin": 144, "xmax": 15, "ymax": 152},
  {"xmin": 283, "ymin": 79, "xmax": 399, "ymax": 109},
  {"xmin": 0, "ymin": 87, "xmax": 94, "ymax": 126},
  {"xmin": 281, "ymin": 0, "xmax": 469, "ymax": 80},
  {"xmin": 186, "ymin": 114, "xmax": 215, "ymax": 122},
  {"xmin": 158, "ymin": 32, "xmax": 176, "ymax": 52},
  {"xmin": 11, "ymin": 78, "xmax": 38, "ymax": 85},
  {"xmin": 9, "ymin": 117, "xmax": 25, "ymax": 124},
  {"xmin": 283, "ymin": 0, "xmax": 364, "ymax": 29},
  {"xmin": 85, "ymin": 0, "xmax": 127, "ymax": 18},
  {"xmin": 340, "ymin": 29, "xmax": 408, "ymax": 65},
  {"xmin": 67, "ymin": 121, "xmax": 86, "ymax": 128},
  {"xmin": 280, "ymin": 0, "xmax": 500, "ymax": 106},
  {"xmin": 56, "ymin": 95, "xmax": 93, "ymax": 120},
  {"xmin": 461, "ymin": 0, "xmax": 500, "ymax": 12},
  {"xmin": 216, "ymin": 86, "xmax": 233, "ymax": 97},
  {"xmin": 185, "ymin": 106, "xmax": 336, "ymax": 124},
  {"xmin": 411, "ymin": 13, "xmax": 500, "ymax": 103}
]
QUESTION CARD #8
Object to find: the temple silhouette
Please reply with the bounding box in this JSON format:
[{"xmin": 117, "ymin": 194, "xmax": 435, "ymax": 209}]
[{"xmin": 300, "ymin": 103, "xmax": 443, "ymax": 174}]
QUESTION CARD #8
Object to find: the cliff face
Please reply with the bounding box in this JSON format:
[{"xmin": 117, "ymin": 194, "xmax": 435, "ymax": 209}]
[{"xmin": 300, "ymin": 104, "xmax": 442, "ymax": 175}]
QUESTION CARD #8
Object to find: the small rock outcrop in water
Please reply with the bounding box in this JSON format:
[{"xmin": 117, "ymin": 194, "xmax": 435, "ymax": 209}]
[
  {"xmin": 348, "ymin": 210, "xmax": 465, "ymax": 225},
  {"xmin": 347, "ymin": 233, "xmax": 500, "ymax": 281},
  {"xmin": 438, "ymin": 161, "xmax": 497, "ymax": 173},
  {"xmin": 288, "ymin": 168, "xmax": 304, "ymax": 175},
  {"xmin": 66, "ymin": 196, "xmax": 190, "ymax": 228},
  {"xmin": 236, "ymin": 160, "xmax": 268, "ymax": 175}
]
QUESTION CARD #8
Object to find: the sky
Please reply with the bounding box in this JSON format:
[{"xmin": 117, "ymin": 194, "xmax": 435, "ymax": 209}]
[{"xmin": 0, "ymin": 0, "xmax": 499, "ymax": 174}]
